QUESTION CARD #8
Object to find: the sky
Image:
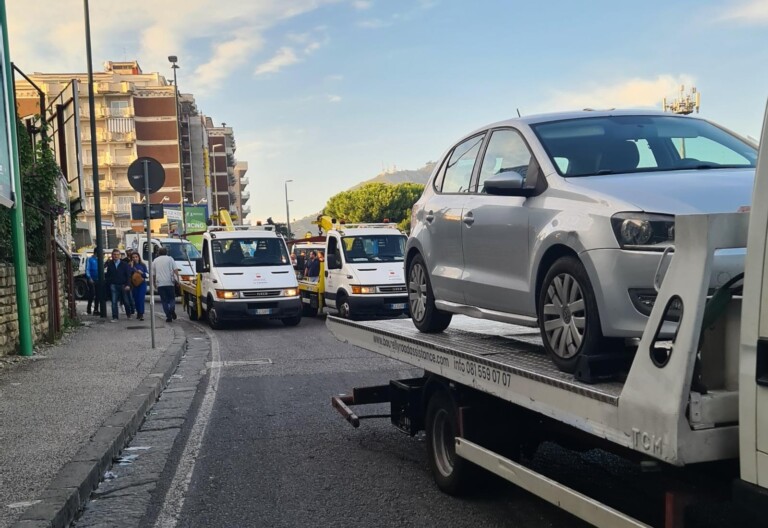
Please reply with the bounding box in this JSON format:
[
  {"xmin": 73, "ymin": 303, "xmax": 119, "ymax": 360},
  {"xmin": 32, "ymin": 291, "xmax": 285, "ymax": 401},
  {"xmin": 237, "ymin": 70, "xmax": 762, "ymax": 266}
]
[{"xmin": 7, "ymin": 0, "xmax": 768, "ymax": 224}]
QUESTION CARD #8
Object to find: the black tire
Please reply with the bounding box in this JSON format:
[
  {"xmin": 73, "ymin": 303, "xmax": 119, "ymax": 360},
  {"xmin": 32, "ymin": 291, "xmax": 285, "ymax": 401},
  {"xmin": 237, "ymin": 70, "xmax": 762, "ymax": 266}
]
[
  {"xmin": 302, "ymin": 303, "xmax": 316, "ymax": 317},
  {"xmin": 425, "ymin": 390, "xmax": 478, "ymax": 496},
  {"xmin": 281, "ymin": 316, "xmax": 302, "ymax": 327},
  {"xmin": 408, "ymin": 254, "xmax": 452, "ymax": 333},
  {"xmin": 207, "ymin": 296, "xmax": 223, "ymax": 330},
  {"xmin": 74, "ymin": 278, "xmax": 88, "ymax": 301},
  {"xmin": 337, "ymin": 293, "xmax": 352, "ymax": 319},
  {"xmin": 537, "ymin": 256, "xmax": 606, "ymax": 373},
  {"xmin": 186, "ymin": 294, "xmax": 199, "ymax": 321}
]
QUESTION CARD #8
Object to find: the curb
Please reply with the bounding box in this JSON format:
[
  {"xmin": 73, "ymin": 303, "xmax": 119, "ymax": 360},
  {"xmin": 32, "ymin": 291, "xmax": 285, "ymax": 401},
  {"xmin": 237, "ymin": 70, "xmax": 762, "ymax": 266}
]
[{"xmin": 12, "ymin": 326, "xmax": 188, "ymax": 528}]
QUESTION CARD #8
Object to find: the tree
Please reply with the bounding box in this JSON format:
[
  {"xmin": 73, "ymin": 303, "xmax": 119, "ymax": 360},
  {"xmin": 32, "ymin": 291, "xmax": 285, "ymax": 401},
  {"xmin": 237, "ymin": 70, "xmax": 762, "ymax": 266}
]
[{"xmin": 324, "ymin": 182, "xmax": 424, "ymax": 232}]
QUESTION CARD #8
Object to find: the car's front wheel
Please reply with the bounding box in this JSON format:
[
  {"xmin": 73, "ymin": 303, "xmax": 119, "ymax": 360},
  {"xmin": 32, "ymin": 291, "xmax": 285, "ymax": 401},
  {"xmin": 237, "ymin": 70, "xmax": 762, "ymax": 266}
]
[
  {"xmin": 408, "ymin": 254, "xmax": 452, "ymax": 333},
  {"xmin": 537, "ymin": 256, "xmax": 606, "ymax": 373}
]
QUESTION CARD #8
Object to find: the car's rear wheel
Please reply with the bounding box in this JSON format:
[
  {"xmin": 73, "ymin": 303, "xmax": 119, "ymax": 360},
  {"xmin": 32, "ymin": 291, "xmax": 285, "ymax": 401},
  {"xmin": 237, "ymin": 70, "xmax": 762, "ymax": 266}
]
[
  {"xmin": 538, "ymin": 256, "xmax": 606, "ymax": 372},
  {"xmin": 408, "ymin": 254, "xmax": 452, "ymax": 333},
  {"xmin": 337, "ymin": 293, "xmax": 352, "ymax": 319},
  {"xmin": 74, "ymin": 278, "xmax": 88, "ymax": 300}
]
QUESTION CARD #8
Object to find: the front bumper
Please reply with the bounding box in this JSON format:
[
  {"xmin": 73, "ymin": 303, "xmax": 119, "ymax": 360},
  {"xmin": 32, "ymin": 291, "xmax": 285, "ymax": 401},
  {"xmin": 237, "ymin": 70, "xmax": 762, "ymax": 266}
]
[
  {"xmin": 347, "ymin": 294, "xmax": 409, "ymax": 316},
  {"xmin": 580, "ymin": 247, "xmax": 744, "ymax": 337},
  {"xmin": 214, "ymin": 297, "xmax": 302, "ymax": 321}
]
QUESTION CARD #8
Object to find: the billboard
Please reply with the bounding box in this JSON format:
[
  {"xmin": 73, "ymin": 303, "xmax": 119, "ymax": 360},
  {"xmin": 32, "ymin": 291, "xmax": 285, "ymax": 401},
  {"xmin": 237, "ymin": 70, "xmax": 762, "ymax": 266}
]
[
  {"xmin": 0, "ymin": 24, "xmax": 14, "ymax": 208},
  {"xmin": 185, "ymin": 205, "xmax": 207, "ymax": 249}
]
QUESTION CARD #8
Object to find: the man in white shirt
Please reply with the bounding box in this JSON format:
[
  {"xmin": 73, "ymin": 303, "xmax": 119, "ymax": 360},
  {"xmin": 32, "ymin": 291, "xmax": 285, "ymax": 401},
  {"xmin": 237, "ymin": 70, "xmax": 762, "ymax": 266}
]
[{"xmin": 152, "ymin": 247, "xmax": 180, "ymax": 322}]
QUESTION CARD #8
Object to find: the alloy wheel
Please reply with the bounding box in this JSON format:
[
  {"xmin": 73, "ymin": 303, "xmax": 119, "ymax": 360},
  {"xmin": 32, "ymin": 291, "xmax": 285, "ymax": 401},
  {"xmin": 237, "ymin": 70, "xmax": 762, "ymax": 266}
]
[{"xmin": 408, "ymin": 262, "xmax": 427, "ymax": 322}]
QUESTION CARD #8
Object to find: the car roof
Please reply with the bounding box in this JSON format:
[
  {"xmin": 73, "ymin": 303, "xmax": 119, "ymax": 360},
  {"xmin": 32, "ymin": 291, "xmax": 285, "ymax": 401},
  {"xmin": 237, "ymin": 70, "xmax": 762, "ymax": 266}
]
[
  {"xmin": 208, "ymin": 229, "xmax": 279, "ymax": 239},
  {"xmin": 467, "ymin": 109, "xmax": 696, "ymax": 136},
  {"xmin": 334, "ymin": 227, "xmax": 403, "ymax": 237}
]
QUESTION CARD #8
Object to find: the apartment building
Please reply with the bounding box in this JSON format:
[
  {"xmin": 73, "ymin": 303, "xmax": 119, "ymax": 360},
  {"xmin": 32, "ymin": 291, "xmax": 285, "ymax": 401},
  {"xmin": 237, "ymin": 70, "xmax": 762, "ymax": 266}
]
[{"xmin": 15, "ymin": 60, "xmax": 249, "ymax": 241}]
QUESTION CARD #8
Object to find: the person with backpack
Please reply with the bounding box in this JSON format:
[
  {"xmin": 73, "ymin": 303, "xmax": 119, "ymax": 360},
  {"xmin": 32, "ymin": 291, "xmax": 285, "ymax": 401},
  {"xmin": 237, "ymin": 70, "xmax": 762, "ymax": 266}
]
[
  {"xmin": 105, "ymin": 248, "xmax": 133, "ymax": 321},
  {"xmin": 129, "ymin": 252, "xmax": 149, "ymax": 321}
]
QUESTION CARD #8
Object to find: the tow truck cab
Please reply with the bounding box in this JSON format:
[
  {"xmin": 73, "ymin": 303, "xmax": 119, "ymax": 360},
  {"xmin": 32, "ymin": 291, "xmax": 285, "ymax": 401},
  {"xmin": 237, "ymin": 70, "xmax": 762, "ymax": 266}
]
[
  {"xmin": 323, "ymin": 224, "xmax": 408, "ymax": 318},
  {"xmin": 194, "ymin": 227, "xmax": 302, "ymax": 327}
]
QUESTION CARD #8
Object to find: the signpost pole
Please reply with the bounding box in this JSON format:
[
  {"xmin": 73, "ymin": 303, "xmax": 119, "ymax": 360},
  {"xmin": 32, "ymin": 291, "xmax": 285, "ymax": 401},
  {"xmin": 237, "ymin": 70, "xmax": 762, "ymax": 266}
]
[{"xmin": 144, "ymin": 160, "xmax": 155, "ymax": 349}]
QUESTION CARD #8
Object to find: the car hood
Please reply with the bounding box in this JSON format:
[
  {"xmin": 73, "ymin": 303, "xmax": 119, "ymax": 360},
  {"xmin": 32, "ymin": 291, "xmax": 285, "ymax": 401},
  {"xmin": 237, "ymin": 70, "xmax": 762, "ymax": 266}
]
[
  {"xmin": 349, "ymin": 263, "xmax": 406, "ymax": 284},
  {"xmin": 564, "ymin": 169, "xmax": 754, "ymax": 214}
]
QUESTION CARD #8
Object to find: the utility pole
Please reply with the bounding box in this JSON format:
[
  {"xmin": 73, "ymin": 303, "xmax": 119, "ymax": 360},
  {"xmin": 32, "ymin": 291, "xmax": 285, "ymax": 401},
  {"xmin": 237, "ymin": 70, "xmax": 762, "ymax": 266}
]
[
  {"xmin": 284, "ymin": 179, "xmax": 293, "ymax": 241},
  {"xmin": 1, "ymin": 0, "xmax": 33, "ymax": 355}
]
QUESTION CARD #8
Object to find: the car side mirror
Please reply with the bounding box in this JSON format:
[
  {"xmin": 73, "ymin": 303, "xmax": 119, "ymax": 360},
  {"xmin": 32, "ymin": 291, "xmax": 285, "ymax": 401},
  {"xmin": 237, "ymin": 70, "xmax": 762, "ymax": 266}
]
[
  {"xmin": 483, "ymin": 171, "xmax": 533, "ymax": 196},
  {"xmin": 195, "ymin": 258, "xmax": 207, "ymax": 273},
  {"xmin": 327, "ymin": 254, "xmax": 340, "ymax": 270}
]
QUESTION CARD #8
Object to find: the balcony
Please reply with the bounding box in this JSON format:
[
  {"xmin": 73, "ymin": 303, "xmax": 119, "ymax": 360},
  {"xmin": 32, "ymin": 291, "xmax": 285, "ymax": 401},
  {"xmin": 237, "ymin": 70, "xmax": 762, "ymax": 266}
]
[
  {"xmin": 104, "ymin": 154, "xmax": 133, "ymax": 166},
  {"xmin": 81, "ymin": 130, "xmax": 107, "ymax": 143},
  {"xmin": 240, "ymin": 176, "xmax": 249, "ymax": 186},
  {"xmin": 107, "ymin": 131, "xmax": 136, "ymax": 143},
  {"xmin": 241, "ymin": 190, "xmax": 250, "ymax": 201},
  {"xmin": 242, "ymin": 203, "xmax": 251, "ymax": 214}
]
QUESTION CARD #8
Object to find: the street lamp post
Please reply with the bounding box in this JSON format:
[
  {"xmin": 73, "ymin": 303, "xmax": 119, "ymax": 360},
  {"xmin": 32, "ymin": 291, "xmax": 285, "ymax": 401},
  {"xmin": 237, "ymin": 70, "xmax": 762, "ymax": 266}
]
[
  {"xmin": 168, "ymin": 55, "xmax": 186, "ymax": 234},
  {"xmin": 84, "ymin": 0, "xmax": 106, "ymax": 318},
  {"xmin": 284, "ymin": 179, "xmax": 293, "ymax": 240},
  {"xmin": 210, "ymin": 144, "xmax": 221, "ymax": 219}
]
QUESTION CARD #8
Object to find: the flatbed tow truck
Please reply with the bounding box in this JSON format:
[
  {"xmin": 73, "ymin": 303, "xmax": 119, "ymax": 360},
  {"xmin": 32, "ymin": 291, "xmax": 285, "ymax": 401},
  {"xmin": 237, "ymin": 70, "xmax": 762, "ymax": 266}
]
[{"xmin": 327, "ymin": 106, "xmax": 768, "ymax": 527}]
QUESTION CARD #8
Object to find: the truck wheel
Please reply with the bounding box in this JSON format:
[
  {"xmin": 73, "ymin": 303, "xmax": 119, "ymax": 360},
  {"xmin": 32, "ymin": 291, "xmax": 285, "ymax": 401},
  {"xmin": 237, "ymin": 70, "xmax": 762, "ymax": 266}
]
[
  {"xmin": 537, "ymin": 256, "xmax": 606, "ymax": 373},
  {"xmin": 281, "ymin": 316, "xmax": 301, "ymax": 327},
  {"xmin": 74, "ymin": 278, "xmax": 88, "ymax": 301},
  {"xmin": 186, "ymin": 294, "xmax": 199, "ymax": 321},
  {"xmin": 425, "ymin": 390, "xmax": 478, "ymax": 496},
  {"xmin": 337, "ymin": 294, "xmax": 352, "ymax": 319},
  {"xmin": 408, "ymin": 254, "xmax": 452, "ymax": 333},
  {"xmin": 207, "ymin": 296, "xmax": 223, "ymax": 330}
]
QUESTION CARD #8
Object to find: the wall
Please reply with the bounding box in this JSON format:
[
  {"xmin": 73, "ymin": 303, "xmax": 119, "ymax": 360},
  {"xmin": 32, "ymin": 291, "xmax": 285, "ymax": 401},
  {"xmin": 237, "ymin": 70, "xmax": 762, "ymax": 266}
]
[{"xmin": 0, "ymin": 263, "xmax": 71, "ymax": 356}]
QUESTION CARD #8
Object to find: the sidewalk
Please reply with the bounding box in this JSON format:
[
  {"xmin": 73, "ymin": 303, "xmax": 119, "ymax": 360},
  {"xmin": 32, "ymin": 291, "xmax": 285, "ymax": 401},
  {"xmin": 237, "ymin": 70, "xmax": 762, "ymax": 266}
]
[{"xmin": 0, "ymin": 303, "xmax": 184, "ymax": 528}]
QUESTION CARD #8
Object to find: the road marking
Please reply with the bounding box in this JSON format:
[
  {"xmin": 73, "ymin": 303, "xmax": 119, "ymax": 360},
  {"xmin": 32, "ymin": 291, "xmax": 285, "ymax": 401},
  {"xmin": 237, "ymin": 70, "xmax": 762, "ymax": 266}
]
[
  {"xmin": 205, "ymin": 359, "xmax": 272, "ymax": 368},
  {"xmin": 154, "ymin": 323, "xmax": 220, "ymax": 528}
]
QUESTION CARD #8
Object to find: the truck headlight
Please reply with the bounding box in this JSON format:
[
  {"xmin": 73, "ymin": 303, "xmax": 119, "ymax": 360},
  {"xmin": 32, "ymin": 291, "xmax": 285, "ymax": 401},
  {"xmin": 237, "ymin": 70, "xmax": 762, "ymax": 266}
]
[
  {"xmin": 215, "ymin": 290, "xmax": 240, "ymax": 299},
  {"xmin": 611, "ymin": 213, "xmax": 674, "ymax": 250},
  {"xmin": 351, "ymin": 286, "xmax": 377, "ymax": 294},
  {"xmin": 180, "ymin": 274, "xmax": 194, "ymax": 282},
  {"xmin": 282, "ymin": 288, "xmax": 298, "ymax": 297}
]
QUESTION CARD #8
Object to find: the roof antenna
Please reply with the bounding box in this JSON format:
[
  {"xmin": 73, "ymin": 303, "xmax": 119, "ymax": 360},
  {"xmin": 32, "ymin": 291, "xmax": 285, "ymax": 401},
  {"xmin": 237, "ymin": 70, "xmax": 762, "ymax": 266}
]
[{"xmin": 516, "ymin": 108, "xmax": 521, "ymax": 117}]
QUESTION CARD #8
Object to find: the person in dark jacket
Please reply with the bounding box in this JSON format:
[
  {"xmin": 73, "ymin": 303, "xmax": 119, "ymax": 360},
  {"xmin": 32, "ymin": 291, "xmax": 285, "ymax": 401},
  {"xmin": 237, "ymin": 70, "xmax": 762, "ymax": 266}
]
[
  {"xmin": 85, "ymin": 247, "xmax": 101, "ymax": 315},
  {"xmin": 129, "ymin": 252, "xmax": 149, "ymax": 321},
  {"xmin": 105, "ymin": 248, "xmax": 132, "ymax": 321}
]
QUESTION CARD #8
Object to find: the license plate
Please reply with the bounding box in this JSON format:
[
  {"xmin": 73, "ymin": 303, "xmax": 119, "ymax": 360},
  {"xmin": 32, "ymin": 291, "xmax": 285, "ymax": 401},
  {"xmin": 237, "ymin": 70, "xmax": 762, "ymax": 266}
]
[
  {"xmin": 388, "ymin": 303, "xmax": 407, "ymax": 310},
  {"xmin": 302, "ymin": 297, "xmax": 311, "ymax": 304},
  {"xmin": 253, "ymin": 308, "xmax": 273, "ymax": 315}
]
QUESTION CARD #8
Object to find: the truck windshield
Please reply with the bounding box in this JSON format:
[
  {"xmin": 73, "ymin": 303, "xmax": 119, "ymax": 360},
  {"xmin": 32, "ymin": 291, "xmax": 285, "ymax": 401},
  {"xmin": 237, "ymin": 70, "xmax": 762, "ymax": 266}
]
[
  {"xmin": 162, "ymin": 241, "xmax": 201, "ymax": 261},
  {"xmin": 212, "ymin": 238, "xmax": 290, "ymax": 267},
  {"xmin": 342, "ymin": 235, "xmax": 406, "ymax": 263}
]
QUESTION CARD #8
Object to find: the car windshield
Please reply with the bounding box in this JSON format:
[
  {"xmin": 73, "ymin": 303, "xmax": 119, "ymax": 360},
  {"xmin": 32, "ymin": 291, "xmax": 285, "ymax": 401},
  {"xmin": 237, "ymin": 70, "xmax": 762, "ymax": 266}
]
[
  {"xmin": 342, "ymin": 235, "xmax": 406, "ymax": 263},
  {"xmin": 162, "ymin": 241, "xmax": 201, "ymax": 261},
  {"xmin": 531, "ymin": 115, "xmax": 757, "ymax": 178},
  {"xmin": 212, "ymin": 237, "xmax": 290, "ymax": 267}
]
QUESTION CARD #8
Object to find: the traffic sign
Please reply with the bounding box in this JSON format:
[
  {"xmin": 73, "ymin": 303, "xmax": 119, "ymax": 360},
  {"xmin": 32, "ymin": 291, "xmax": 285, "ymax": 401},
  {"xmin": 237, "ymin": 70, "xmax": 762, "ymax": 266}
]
[
  {"xmin": 127, "ymin": 157, "xmax": 165, "ymax": 194},
  {"xmin": 131, "ymin": 203, "xmax": 164, "ymax": 220}
]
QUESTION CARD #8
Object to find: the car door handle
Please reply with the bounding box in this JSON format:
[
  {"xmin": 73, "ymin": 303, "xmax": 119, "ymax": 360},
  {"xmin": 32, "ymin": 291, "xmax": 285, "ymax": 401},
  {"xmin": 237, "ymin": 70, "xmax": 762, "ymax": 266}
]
[
  {"xmin": 425, "ymin": 211, "xmax": 435, "ymax": 223},
  {"xmin": 463, "ymin": 212, "xmax": 474, "ymax": 226}
]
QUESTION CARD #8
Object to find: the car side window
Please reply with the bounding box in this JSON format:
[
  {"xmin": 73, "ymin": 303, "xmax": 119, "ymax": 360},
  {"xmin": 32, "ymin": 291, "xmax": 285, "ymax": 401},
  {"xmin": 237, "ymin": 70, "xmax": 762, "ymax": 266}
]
[
  {"xmin": 477, "ymin": 129, "xmax": 532, "ymax": 192},
  {"xmin": 440, "ymin": 134, "xmax": 485, "ymax": 193}
]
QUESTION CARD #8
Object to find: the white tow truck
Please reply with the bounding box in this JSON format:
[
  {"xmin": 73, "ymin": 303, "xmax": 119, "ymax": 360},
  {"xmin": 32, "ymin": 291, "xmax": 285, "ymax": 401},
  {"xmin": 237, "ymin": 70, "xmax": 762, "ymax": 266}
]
[
  {"xmin": 181, "ymin": 224, "xmax": 302, "ymax": 329},
  {"xmin": 298, "ymin": 216, "xmax": 409, "ymax": 318},
  {"xmin": 327, "ymin": 106, "xmax": 768, "ymax": 527}
]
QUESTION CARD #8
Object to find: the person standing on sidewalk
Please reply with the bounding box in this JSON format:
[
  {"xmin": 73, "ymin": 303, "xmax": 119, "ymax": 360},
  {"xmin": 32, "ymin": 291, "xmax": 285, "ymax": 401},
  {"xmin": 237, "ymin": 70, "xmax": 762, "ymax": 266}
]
[
  {"xmin": 122, "ymin": 249, "xmax": 137, "ymax": 316},
  {"xmin": 129, "ymin": 252, "xmax": 149, "ymax": 321},
  {"xmin": 153, "ymin": 247, "xmax": 179, "ymax": 322},
  {"xmin": 105, "ymin": 248, "xmax": 132, "ymax": 321},
  {"xmin": 85, "ymin": 248, "xmax": 101, "ymax": 315}
]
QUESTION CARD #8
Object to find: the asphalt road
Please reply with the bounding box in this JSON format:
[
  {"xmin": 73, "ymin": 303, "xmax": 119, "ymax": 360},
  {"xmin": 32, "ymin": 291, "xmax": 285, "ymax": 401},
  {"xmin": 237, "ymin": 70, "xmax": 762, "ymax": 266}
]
[{"xmin": 139, "ymin": 316, "xmax": 589, "ymax": 528}]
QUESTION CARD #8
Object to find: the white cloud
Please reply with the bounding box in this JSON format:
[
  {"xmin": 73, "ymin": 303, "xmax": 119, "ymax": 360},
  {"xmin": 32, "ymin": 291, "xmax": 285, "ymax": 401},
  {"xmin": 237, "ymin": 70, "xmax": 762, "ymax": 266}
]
[
  {"xmin": 542, "ymin": 74, "xmax": 696, "ymax": 112},
  {"xmin": 352, "ymin": 0, "xmax": 374, "ymax": 9},
  {"xmin": 358, "ymin": 18, "xmax": 391, "ymax": 29},
  {"xmin": 325, "ymin": 74, "xmax": 344, "ymax": 82},
  {"xmin": 6, "ymin": 0, "xmax": 340, "ymax": 93},
  {"xmin": 327, "ymin": 95, "xmax": 342, "ymax": 103},
  {"xmin": 719, "ymin": 0, "xmax": 768, "ymax": 23},
  {"xmin": 254, "ymin": 47, "xmax": 301, "ymax": 76}
]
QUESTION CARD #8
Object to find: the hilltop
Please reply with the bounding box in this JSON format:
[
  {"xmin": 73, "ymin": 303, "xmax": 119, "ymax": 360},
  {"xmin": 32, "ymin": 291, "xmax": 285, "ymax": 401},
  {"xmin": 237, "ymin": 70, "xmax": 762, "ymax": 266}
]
[{"xmin": 289, "ymin": 162, "xmax": 435, "ymax": 238}]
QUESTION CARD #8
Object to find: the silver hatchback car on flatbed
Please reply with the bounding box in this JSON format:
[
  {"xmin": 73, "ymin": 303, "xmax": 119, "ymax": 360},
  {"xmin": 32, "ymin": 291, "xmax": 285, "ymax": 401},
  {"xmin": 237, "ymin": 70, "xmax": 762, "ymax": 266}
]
[{"xmin": 406, "ymin": 110, "xmax": 756, "ymax": 372}]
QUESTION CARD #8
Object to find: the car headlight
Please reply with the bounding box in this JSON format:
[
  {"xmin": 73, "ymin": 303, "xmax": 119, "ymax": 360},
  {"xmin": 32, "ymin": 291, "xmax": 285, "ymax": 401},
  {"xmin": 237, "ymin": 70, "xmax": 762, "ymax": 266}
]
[
  {"xmin": 611, "ymin": 213, "xmax": 674, "ymax": 250},
  {"xmin": 351, "ymin": 285, "xmax": 377, "ymax": 294},
  {"xmin": 282, "ymin": 288, "xmax": 298, "ymax": 297},
  {"xmin": 215, "ymin": 290, "xmax": 240, "ymax": 299}
]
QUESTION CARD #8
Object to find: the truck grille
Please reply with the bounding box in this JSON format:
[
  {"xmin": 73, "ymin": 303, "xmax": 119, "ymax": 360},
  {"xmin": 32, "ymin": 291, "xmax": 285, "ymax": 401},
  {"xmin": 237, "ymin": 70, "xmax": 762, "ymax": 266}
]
[
  {"xmin": 378, "ymin": 285, "xmax": 406, "ymax": 293},
  {"xmin": 242, "ymin": 290, "xmax": 281, "ymax": 298}
]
